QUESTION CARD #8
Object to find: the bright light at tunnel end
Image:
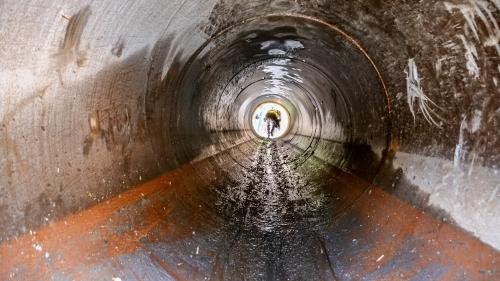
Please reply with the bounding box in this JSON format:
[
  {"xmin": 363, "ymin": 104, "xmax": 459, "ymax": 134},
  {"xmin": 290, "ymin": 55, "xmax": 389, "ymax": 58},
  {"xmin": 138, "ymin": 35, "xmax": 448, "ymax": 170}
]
[{"xmin": 251, "ymin": 102, "xmax": 290, "ymax": 139}]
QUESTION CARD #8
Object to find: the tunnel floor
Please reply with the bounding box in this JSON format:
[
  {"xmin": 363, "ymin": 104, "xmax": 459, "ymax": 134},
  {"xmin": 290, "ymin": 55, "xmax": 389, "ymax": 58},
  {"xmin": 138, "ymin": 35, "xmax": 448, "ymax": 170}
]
[{"xmin": 1, "ymin": 140, "xmax": 498, "ymax": 281}]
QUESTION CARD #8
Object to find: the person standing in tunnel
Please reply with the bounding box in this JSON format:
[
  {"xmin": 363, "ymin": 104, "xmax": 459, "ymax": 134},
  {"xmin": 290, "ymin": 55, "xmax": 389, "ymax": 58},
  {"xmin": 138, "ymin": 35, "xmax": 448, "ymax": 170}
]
[{"xmin": 264, "ymin": 109, "xmax": 281, "ymax": 138}]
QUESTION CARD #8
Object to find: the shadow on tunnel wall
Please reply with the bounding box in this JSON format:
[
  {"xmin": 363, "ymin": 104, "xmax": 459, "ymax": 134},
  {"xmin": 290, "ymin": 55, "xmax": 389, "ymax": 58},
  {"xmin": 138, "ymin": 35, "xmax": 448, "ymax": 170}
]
[
  {"xmin": 0, "ymin": 35, "xmax": 248, "ymax": 242},
  {"xmin": 290, "ymin": 136, "xmax": 458, "ymax": 226}
]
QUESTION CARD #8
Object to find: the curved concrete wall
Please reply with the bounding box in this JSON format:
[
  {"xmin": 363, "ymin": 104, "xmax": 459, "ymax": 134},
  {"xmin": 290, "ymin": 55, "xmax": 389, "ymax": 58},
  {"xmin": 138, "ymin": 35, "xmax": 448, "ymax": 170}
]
[{"xmin": 0, "ymin": 0, "xmax": 498, "ymax": 257}]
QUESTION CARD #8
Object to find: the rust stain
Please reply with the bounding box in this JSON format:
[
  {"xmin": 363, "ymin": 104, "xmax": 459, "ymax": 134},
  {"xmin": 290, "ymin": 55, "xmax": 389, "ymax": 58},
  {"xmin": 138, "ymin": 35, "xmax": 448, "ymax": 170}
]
[
  {"xmin": 0, "ymin": 160, "xmax": 212, "ymax": 280},
  {"xmin": 82, "ymin": 105, "xmax": 132, "ymax": 156},
  {"xmin": 332, "ymin": 186, "xmax": 499, "ymax": 280},
  {"xmin": 59, "ymin": 6, "xmax": 91, "ymax": 58},
  {"xmin": 390, "ymin": 136, "xmax": 400, "ymax": 153},
  {"xmin": 54, "ymin": 6, "xmax": 91, "ymax": 85},
  {"xmin": 0, "ymin": 158, "xmax": 497, "ymax": 280},
  {"xmin": 0, "ymin": 171, "xmax": 176, "ymax": 279}
]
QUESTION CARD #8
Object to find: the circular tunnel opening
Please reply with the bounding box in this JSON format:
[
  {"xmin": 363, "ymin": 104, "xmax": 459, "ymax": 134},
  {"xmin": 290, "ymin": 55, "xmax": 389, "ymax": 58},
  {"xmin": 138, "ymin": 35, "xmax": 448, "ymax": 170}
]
[
  {"xmin": 170, "ymin": 14, "xmax": 391, "ymax": 182},
  {"xmin": 251, "ymin": 102, "xmax": 290, "ymax": 139},
  {"xmin": 152, "ymin": 15, "xmax": 396, "ymax": 276}
]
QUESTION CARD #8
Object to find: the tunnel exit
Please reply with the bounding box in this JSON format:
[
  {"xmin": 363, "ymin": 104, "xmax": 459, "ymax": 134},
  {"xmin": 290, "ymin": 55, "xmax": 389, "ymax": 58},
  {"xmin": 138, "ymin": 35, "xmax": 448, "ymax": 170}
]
[{"xmin": 251, "ymin": 102, "xmax": 290, "ymax": 139}]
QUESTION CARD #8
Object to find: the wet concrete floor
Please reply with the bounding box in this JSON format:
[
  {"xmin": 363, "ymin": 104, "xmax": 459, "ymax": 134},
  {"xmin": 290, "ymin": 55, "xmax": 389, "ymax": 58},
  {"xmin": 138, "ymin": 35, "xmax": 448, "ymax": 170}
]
[{"xmin": 0, "ymin": 140, "xmax": 498, "ymax": 280}]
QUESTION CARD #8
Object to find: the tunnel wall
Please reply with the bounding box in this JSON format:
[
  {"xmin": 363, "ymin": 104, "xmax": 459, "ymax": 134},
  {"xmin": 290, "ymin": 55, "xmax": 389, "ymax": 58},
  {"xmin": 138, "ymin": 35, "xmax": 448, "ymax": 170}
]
[
  {"xmin": 0, "ymin": 0, "xmax": 222, "ymax": 239},
  {"xmin": 0, "ymin": 0, "xmax": 499, "ymax": 250}
]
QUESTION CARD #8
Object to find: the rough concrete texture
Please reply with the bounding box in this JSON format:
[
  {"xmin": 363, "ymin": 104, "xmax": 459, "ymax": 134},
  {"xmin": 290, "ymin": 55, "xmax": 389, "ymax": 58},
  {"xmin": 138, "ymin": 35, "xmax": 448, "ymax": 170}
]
[
  {"xmin": 0, "ymin": 0, "xmax": 499, "ymax": 279},
  {"xmin": 1, "ymin": 141, "xmax": 498, "ymax": 280}
]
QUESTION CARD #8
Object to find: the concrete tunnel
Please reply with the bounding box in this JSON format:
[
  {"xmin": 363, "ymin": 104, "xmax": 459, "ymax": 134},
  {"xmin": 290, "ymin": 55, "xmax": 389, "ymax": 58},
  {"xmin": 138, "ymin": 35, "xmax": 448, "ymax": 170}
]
[{"xmin": 0, "ymin": 0, "xmax": 499, "ymax": 280}]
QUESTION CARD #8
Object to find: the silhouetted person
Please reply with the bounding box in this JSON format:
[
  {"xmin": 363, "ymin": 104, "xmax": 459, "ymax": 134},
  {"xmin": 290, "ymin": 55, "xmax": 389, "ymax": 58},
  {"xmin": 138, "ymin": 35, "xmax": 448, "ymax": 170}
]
[{"xmin": 264, "ymin": 110, "xmax": 281, "ymax": 138}]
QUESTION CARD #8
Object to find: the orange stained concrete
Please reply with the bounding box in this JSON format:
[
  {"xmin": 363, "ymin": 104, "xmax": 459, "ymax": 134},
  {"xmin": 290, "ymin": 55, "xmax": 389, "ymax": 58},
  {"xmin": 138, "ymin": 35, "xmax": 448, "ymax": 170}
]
[{"xmin": 0, "ymin": 157, "xmax": 498, "ymax": 281}]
